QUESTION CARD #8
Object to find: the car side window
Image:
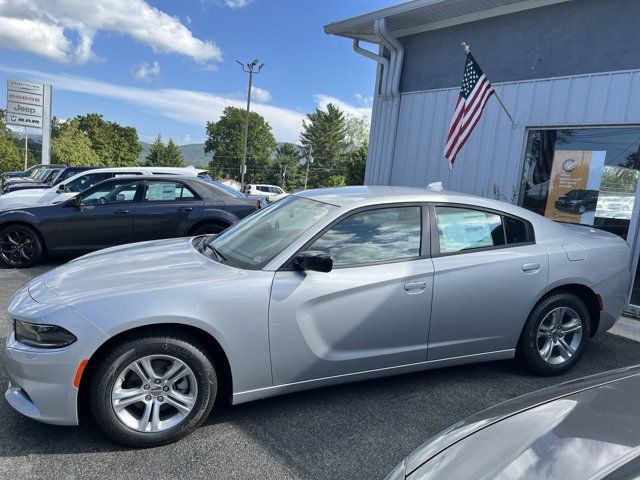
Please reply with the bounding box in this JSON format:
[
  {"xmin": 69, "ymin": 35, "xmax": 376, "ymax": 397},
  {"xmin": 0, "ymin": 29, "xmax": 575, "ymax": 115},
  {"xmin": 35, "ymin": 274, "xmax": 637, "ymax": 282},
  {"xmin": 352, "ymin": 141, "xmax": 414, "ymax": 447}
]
[
  {"xmin": 436, "ymin": 206, "xmax": 505, "ymax": 254},
  {"xmin": 143, "ymin": 181, "xmax": 198, "ymax": 201},
  {"xmin": 65, "ymin": 172, "xmax": 110, "ymax": 193},
  {"xmin": 504, "ymin": 216, "xmax": 530, "ymax": 244},
  {"xmin": 80, "ymin": 181, "xmax": 140, "ymax": 206},
  {"xmin": 307, "ymin": 206, "xmax": 422, "ymax": 267}
]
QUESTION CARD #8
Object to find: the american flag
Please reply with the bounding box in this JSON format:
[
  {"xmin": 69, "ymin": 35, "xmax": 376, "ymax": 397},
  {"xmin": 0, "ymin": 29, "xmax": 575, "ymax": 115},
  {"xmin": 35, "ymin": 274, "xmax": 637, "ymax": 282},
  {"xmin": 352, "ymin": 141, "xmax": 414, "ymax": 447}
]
[{"xmin": 444, "ymin": 53, "xmax": 495, "ymax": 168}]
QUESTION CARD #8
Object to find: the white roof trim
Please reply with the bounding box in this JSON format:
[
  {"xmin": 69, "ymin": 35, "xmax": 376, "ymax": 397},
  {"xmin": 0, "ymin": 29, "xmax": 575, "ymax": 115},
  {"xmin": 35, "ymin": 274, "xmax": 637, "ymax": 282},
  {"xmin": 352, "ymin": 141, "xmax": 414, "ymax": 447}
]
[{"xmin": 324, "ymin": 0, "xmax": 572, "ymax": 41}]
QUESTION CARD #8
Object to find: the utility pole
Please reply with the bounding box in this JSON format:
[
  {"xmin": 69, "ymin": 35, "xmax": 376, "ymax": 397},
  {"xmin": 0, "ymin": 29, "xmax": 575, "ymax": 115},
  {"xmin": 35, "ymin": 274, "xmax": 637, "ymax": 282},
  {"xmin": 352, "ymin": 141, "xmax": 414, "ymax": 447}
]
[
  {"xmin": 304, "ymin": 146, "xmax": 313, "ymax": 190},
  {"xmin": 23, "ymin": 127, "xmax": 28, "ymax": 170},
  {"xmin": 237, "ymin": 59, "xmax": 265, "ymax": 191}
]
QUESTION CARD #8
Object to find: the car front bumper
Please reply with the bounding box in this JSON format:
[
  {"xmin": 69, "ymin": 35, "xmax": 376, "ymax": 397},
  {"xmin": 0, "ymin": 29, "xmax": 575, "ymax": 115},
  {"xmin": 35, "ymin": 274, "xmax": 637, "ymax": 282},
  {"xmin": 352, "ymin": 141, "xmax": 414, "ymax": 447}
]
[{"xmin": 4, "ymin": 285, "xmax": 109, "ymax": 426}]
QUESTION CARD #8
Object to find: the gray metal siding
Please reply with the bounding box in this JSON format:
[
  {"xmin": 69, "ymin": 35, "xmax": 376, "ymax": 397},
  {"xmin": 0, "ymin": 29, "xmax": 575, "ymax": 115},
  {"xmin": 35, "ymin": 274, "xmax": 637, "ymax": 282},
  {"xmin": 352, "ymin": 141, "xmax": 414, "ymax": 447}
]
[
  {"xmin": 365, "ymin": 69, "xmax": 640, "ymax": 201},
  {"xmin": 399, "ymin": 0, "xmax": 640, "ymax": 92}
]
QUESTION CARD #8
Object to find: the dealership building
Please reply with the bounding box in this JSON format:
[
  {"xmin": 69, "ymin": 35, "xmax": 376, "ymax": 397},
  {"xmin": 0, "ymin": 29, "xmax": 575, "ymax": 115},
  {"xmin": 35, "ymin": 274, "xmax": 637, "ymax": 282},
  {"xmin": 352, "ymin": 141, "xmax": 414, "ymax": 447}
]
[{"xmin": 325, "ymin": 0, "xmax": 640, "ymax": 310}]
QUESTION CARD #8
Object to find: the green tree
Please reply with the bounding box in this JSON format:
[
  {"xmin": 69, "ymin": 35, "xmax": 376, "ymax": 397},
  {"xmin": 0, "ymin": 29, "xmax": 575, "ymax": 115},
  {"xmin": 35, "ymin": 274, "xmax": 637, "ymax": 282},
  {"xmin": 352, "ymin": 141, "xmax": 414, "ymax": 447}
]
[
  {"xmin": 265, "ymin": 142, "xmax": 304, "ymax": 191},
  {"xmin": 0, "ymin": 136, "xmax": 23, "ymax": 173},
  {"xmin": 345, "ymin": 143, "xmax": 368, "ymax": 185},
  {"xmin": 70, "ymin": 113, "xmax": 142, "ymax": 166},
  {"xmin": 0, "ymin": 109, "xmax": 29, "ymax": 173},
  {"xmin": 345, "ymin": 115, "xmax": 370, "ymax": 149},
  {"xmin": 300, "ymin": 103, "xmax": 349, "ymax": 188},
  {"xmin": 204, "ymin": 106, "xmax": 277, "ymax": 183},
  {"xmin": 51, "ymin": 122, "xmax": 101, "ymax": 166},
  {"xmin": 144, "ymin": 135, "xmax": 166, "ymax": 166},
  {"xmin": 164, "ymin": 139, "xmax": 185, "ymax": 167}
]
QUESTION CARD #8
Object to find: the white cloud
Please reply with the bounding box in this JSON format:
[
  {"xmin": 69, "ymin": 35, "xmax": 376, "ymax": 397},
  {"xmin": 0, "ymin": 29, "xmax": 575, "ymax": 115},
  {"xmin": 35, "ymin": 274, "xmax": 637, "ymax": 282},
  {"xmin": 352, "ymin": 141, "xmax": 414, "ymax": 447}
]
[
  {"xmin": 225, "ymin": 0, "xmax": 252, "ymax": 8},
  {"xmin": 131, "ymin": 61, "xmax": 161, "ymax": 81},
  {"xmin": 315, "ymin": 94, "xmax": 372, "ymax": 120},
  {"xmin": 0, "ymin": 0, "xmax": 222, "ymax": 64},
  {"xmin": 0, "ymin": 66, "xmax": 372, "ymax": 143},
  {"xmin": 251, "ymin": 86, "xmax": 271, "ymax": 102},
  {"xmin": 355, "ymin": 93, "xmax": 373, "ymax": 109},
  {"xmin": 0, "ymin": 66, "xmax": 303, "ymax": 142}
]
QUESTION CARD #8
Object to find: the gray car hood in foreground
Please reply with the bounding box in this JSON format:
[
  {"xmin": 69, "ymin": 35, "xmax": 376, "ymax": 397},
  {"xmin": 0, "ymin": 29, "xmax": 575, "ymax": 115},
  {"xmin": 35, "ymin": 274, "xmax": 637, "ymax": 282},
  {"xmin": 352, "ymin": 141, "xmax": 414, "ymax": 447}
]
[
  {"xmin": 403, "ymin": 365, "xmax": 640, "ymax": 479},
  {"xmin": 28, "ymin": 237, "xmax": 238, "ymax": 306}
]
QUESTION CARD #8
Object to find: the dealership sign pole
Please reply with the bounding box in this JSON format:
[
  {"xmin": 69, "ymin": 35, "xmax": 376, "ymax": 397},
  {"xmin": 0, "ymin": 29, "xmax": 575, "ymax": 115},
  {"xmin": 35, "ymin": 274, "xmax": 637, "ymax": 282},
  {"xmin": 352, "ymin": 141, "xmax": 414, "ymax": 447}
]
[{"xmin": 5, "ymin": 79, "xmax": 52, "ymax": 165}]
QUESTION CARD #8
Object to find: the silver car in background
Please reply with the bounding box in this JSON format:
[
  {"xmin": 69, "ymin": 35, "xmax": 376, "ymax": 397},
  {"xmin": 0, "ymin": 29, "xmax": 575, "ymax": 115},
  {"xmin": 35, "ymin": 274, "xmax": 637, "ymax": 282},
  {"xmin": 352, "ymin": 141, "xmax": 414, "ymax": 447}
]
[{"xmin": 4, "ymin": 186, "xmax": 630, "ymax": 446}]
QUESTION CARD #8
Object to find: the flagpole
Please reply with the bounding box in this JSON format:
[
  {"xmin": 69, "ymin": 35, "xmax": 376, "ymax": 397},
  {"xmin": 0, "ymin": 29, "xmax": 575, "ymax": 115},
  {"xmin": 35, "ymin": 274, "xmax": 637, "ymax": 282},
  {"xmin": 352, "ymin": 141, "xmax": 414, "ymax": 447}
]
[{"xmin": 461, "ymin": 42, "xmax": 516, "ymax": 127}]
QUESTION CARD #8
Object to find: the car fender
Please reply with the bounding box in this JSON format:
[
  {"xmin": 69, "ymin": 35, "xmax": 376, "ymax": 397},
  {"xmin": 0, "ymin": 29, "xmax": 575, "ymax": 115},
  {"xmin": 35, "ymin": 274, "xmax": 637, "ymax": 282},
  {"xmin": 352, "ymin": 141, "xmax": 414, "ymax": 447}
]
[{"xmin": 200, "ymin": 207, "xmax": 240, "ymax": 226}]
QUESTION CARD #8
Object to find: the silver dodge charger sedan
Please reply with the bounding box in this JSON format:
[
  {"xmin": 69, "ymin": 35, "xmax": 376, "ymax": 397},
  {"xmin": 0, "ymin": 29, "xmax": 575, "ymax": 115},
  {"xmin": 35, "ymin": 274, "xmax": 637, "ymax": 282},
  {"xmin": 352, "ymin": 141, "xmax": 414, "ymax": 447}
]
[{"xmin": 4, "ymin": 186, "xmax": 631, "ymax": 446}]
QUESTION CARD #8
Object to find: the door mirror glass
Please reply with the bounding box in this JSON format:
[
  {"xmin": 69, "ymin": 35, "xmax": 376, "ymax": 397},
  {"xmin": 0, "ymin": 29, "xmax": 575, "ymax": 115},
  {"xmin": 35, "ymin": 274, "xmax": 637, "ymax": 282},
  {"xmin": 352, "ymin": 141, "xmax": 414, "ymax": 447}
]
[
  {"xmin": 294, "ymin": 251, "xmax": 333, "ymax": 273},
  {"xmin": 57, "ymin": 184, "xmax": 65, "ymax": 193}
]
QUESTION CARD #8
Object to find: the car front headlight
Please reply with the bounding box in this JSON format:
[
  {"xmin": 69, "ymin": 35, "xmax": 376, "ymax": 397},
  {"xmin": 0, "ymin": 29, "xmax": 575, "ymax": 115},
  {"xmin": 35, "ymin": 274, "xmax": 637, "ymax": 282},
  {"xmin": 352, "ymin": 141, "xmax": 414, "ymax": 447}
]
[{"xmin": 14, "ymin": 320, "xmax": 77, "ymax": 348}]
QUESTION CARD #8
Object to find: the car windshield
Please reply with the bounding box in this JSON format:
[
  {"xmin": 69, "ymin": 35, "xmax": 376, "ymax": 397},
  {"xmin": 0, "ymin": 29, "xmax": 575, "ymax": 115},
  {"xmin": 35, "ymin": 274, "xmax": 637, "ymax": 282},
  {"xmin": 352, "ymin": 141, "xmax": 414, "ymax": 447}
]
[
  {"xmin": 565, "ymin": 190, "xmax": 590, "ymax": 200},
  {"xmin": 27, "ymin": 168, "xmax": 43, "ymax": 179},
  {"xmin": 33, "ymin": 169, "xmax": 51, "ymax": 181},
  {"xmin": 207, "ymin": 195, "xmax": 337, "ymax": 269},
  {"xmin": 208, "ymin": 181, "xmax": 244, "ymax": 198}
]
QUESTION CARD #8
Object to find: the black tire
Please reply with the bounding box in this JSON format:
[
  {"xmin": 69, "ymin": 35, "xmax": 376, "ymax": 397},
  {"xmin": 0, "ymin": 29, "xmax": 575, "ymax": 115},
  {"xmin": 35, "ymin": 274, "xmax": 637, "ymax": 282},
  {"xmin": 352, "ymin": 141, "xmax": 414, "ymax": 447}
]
[
  {"xmin": 0, "ymin": 224, "xmax": 45, "ymax": 268},
  {"xmin": 518, "ymin": 292, "xmax": 591, "ymax": 376},
  {"xmin": 89, "ymin": 334, "xmax": 217, "ymax": 447},
  {"xmin": 578, "ymin": 205, "xmax": 586, "ymax": 214},
  {"xmin": 191, "ymin": 222, "xmax": 227, "ymax": 236}
]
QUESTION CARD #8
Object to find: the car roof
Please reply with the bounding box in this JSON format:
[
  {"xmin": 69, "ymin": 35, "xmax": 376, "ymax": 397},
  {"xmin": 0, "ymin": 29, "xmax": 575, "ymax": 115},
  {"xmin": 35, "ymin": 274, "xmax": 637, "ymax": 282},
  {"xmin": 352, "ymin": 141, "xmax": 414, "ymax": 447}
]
[{"xmin": 296, "ymin": 185, "xmax": 561, "ymax": 226}]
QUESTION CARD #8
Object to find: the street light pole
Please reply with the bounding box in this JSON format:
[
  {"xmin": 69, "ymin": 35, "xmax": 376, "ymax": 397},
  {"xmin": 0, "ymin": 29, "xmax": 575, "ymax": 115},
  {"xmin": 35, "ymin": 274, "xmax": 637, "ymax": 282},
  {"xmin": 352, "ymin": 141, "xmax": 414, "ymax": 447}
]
[
  {"xmin": 237, "ymin": 59, "xmax": 265, "ymax": 191},
  {"xmin": 304, "ymin": 146, "xmax": 313, "ymax": 190}
]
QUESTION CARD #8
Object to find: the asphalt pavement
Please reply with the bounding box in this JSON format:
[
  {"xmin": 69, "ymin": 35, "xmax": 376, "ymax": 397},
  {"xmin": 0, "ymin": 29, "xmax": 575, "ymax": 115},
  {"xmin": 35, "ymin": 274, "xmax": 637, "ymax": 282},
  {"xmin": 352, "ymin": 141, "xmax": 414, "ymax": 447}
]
[{"xmin": 1, "ymin": 261, "xmax": 640, "ymax": 480}]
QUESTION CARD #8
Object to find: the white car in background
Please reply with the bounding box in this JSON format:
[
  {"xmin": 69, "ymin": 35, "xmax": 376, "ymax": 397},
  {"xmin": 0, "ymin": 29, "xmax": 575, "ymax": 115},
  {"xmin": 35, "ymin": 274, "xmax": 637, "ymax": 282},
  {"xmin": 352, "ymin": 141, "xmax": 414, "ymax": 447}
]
[
  {"xmin": 243, "ymin": 184, "xmax": 289, "ymax": 202},
  {"xmin": 0, "ymin": 166, "xmax": 208, "ymax": 210}
]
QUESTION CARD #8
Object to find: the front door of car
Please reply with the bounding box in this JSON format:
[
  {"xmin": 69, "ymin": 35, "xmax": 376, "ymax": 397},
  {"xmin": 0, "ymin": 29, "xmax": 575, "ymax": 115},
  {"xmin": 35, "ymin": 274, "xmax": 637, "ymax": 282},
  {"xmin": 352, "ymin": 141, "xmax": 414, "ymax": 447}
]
[
  {"xmin": 269, "ymin": 205, "xmax": 434, "ymax": 385},
  {"xmin": 133, "ymin": 180, "xmax": 204, "ymax": 242},
  {"xmin": 427, "ymin": 205, "xmax": 549, "ymax": 360},
  {"xmin": 55, "ymin": 179, "xmax": 141, "ymax": 252}
]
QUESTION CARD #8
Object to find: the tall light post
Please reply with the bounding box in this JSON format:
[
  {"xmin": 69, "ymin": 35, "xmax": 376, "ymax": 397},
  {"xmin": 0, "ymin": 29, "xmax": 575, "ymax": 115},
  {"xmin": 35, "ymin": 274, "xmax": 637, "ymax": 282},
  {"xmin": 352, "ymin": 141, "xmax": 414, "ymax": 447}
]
[{"xmin": 237, "ymin": 59, "xmax": 265, "ymax": 191}]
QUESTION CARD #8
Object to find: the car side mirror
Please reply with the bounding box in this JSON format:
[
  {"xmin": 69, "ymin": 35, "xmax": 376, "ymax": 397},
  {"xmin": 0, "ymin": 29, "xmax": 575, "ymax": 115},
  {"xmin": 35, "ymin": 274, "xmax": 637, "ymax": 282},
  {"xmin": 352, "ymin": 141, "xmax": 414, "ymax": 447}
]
[
  {"xmin": 293, "ymin": 251, "xmax": 333, "ymax": 273},
  {"xmin": 57, "ymin": 184, "xmax": 66, "ymax": 193}
]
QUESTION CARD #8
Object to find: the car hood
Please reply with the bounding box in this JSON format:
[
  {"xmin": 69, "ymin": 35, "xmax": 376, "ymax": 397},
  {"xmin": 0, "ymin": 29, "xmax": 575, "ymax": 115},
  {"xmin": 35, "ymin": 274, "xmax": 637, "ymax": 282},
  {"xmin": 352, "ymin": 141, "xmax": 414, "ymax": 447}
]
[
  {"xmin": 403, "ymin": 366, "xmax": 640, "ymax": 479},
  {"xmin": 28, "ymin": 237, "xmax": 239, "ymax": 306},
  {"xmin": 0, "ymin": 189, "xmax": 48, "ymax": 210}
]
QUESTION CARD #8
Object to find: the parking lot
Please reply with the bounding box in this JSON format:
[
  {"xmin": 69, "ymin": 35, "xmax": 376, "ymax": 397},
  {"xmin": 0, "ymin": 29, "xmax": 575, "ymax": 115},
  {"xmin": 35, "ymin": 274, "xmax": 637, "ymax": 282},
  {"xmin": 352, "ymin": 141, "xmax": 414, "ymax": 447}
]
[{"xmin": 0, "ymin": 262, "xmax": 638, "ymax": 479}]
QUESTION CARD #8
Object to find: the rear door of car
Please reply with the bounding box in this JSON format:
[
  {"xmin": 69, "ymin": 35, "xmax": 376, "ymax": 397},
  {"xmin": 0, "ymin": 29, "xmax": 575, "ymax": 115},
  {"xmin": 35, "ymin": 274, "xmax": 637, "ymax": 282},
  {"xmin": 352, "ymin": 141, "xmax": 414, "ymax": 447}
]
[
  {"xmin": 427, "ymin": 204, "xmax": 549, "ymax": 360},
  {"xmin": 133, "ymin": 180, "xmax": 204, "ymax": 241}
]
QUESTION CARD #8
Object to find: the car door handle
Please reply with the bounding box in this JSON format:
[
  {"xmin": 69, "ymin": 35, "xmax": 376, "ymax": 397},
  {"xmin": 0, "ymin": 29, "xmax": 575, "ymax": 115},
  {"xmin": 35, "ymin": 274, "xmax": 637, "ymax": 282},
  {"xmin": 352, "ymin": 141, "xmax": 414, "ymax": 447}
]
[
  {"xmin": 113, "ymin": 209, "xmax": 130, "ymax": 215},
  {"xmin": 404, "ymin": 281, "xmax": 427, "ymax": 293},
  {"xmin": 522, "ymin": 263, "xmax": 540, "ymax": 273},
  {"xmin": 178, "ymin": 207, "xmax": 193, "ymax": 212}
]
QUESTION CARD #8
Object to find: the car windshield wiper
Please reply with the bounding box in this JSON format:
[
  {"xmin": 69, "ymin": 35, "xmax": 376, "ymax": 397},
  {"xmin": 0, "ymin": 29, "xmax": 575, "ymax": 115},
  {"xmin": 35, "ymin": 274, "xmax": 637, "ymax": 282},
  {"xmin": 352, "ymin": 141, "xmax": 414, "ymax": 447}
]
[{"xmin": 198, "ymin": 237, "xmax": 227, "ymax": 264}]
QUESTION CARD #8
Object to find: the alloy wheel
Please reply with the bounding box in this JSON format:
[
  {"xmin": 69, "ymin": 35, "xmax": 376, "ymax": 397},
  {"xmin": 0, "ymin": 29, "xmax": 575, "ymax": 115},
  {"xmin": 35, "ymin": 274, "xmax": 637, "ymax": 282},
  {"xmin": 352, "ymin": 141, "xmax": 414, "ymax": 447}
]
[
  {"xmin": 111, "ymin": 354, "xmax": 198, "ymax": 433},
  {"xmin": 536, "ymin": 307, "xmax": 583, "ymax": 365},
  {"xmin": 0, "ymin": 229, "xmax": 36, "ymax": 266}
]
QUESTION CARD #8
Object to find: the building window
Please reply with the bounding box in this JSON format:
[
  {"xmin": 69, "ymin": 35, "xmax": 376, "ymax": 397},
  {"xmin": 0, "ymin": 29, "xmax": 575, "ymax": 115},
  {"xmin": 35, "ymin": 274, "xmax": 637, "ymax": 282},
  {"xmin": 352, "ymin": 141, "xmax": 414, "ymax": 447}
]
[{"xmin": 518, "ymin": 127, "xmax": 640, "ymax": 239}]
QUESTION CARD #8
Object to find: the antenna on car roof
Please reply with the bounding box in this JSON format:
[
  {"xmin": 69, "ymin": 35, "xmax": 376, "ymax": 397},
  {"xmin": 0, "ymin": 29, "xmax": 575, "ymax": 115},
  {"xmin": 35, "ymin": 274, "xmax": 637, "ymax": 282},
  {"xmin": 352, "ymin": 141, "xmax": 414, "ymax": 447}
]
[{"xmin": 427, "ymin": 181, "xmax": 444, "ymax": 192}]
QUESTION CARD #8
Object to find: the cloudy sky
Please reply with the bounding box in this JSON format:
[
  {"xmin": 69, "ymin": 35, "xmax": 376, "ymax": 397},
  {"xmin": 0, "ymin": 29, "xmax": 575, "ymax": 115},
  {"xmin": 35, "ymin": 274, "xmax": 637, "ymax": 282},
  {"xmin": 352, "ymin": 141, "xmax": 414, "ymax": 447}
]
[{"xmin": 0, "ymin": 0, "xmax": 392, "ymax": 144}]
